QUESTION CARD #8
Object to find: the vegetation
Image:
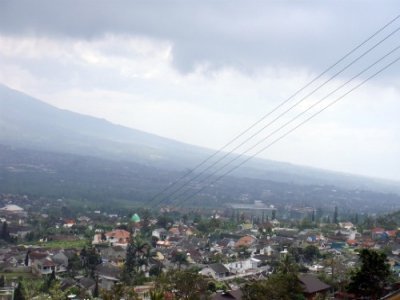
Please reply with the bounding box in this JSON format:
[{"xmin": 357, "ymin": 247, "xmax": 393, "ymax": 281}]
[
  {"xmin": 153, "ymin": 269, "xmax": 209, "ymax": 300},
  {"xmin": 122, "ymin": 235, "xmax": 150, "ymax": 285},
  {"xmin": 347, "ymin": 249, "xmax": 392, "ymax": 299},
  {"xmin": 242, "ymin": 255, "xmax": 305, "ymax": 300}
]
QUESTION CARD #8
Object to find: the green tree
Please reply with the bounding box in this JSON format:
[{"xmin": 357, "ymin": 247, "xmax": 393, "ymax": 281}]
[
  {"xmin": 242, "ymin": 253, "xmax": 305, "ymax": 300},
  {"xmin": 333, "ymin": 206, "xmax": 338, "ymax": 224},
  {"xmin": 171, "ymin": 251, "xmax": 188, "ymax": 270},
  {"xmin": 67, "ymin": 253, "xmax": 82, "ymax": 276},
  {"xmin": 156, "ymin": 214, "xmax": 173, "ymax": 229},
  {"xmin": 81, "ymin": 246, "xmax": 101, "ymax": 277},
  {"xmin": 14, "ymin": 278, "xmax": 25, "ymax": 300},
  {"xmin": 100, "ymin": 282, "xmax": 139, "ymax": 300},
  {"xmin": 15, "ymin": 278, "xmax": 43, "ymax": 299},
  {"xmin": 236, "ymin": 245, "xmax": 251, "ymax": 259},
  {"xmin": 149, "ymin": 289, "xmax": 164, "ymax": 300},
  {"xmin": 93, "ymin": 276, "xmax": 99, "ymax": 298},
  {"xmin": 347, "ymin": 249, "xmax": 391, "ymax": 299},
  {"xmin": 140, "ymin": 209, "xmax": 152, "ymax": 235},
  {"xmin": 24, "ymin": 250, "xmax": 30, "ymax": 266},
  {"xmin": 123, "ymin": 235, "xmax": 150, "ymax": 284},
  {"xmin": 242, "ymin": 273, "xmax": 305, "ymax": 300},
  {"xmin": 48, "ymin": 281, "xmax": 69, "ymax": 300},
  {"xmin": 1, "ymin": 221, "xmax": 10, "ymax": 242},
  {"xmin": 304, "ymin": 245, "xmax": 320, "ymax": 262},
  {"xmin": 277, "ymin": 253, "xmax": 298, "ymax": 275},
  {"xmin": 167, "ymin": 269, "xmax": 209, "ymax": 300}
]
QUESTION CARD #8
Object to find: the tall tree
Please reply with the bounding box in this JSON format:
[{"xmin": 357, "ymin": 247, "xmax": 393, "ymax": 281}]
[
  {"xmin": 347, "ymin": 249, "xmax": 391, "ymax": 299},
  {"xmin": 81, "ymin": 247, "xmax": 101, "ymax": 278},
  {"xmin": 1, "ymin": 221, "xmax": 10, "ymax": 241},
  {"xmin": 123, "ymin": 235, "xmax": 150, "ymax": 284},
  {"xmin": 333, "ymin": 206, "xmax": 338, "ymax": 224},
  {"xmin": 93, "ymin": 276, "xmax": 99, "ymax": 298},
  {"xmin": 24, "ymin": 250, "xmax": 30, "ymax": 266}
]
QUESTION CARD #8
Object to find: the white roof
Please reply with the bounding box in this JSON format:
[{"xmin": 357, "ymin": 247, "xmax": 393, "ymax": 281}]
[{"xmin": 0, "ymin": 204, "xmax": 24, "ymax": 211}]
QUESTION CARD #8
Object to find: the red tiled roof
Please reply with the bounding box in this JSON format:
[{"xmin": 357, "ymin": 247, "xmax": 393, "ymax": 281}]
[
  {"xmin": 105, "ymin": 229, "xmax": 130, "ymax": 239},
  {"xmin": 347, "ymin": 239, "xmax": 358, "ymax": 246},
  {"xmin": 29, "ymin": 252, "xmax": 48, "ymax": 260},
  {"xmin": 42, "ymin": 259, "xmax": 56, "ymax": 267},
  {"xmin": 235, "ymin": 235, "xmax": 256, "ymax": 248},
  {"xmin": 372, "ymin": 227, "xmax": 385, "ymax": 234}
]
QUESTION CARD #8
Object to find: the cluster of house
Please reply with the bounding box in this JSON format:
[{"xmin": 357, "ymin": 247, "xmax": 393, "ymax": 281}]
[{"xmin": 2, "ymin": 197, "xmax": 400, "ymax": 299}]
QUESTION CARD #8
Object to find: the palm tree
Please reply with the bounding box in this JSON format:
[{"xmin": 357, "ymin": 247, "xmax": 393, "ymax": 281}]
[{"xmin": 124, "ymin": 235, "xmax": 151, "ymax": 283}]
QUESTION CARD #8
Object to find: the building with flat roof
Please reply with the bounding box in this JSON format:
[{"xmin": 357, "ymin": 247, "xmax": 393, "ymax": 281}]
[{"xmin": 229, "ymin": 200, "xmax": 276, "ymax": 222}]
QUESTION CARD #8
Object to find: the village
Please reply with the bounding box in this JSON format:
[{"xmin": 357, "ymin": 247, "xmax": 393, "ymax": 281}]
[{"xmin": 0, "ymin": 193, "xmax": 399, "ymax": 299}]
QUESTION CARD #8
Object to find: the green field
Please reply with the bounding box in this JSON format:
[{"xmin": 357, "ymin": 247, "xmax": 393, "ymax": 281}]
[{"xmin": 29, "ymin": 239, "xmax": 89, "ymax": 249}]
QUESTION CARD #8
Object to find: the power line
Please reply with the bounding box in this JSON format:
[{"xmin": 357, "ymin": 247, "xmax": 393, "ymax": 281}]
[
  {"xmin": 152, "ymin": 23, "xmax": 400, "ymax": 207},
  {"xmin": 171, "ymin": 44, "xmax": 400, "ymax": 204},
  {"xmin": 173, "ymin": 54, "xmax": 400, "ymax": 208},
  {"xmin": 147, "ymin": 14, "xmax": 400, "ymax": 205}
]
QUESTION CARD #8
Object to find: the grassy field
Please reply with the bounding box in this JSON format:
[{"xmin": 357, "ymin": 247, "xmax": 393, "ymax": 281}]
[
  {"xmin": 0, "ymin": 271, "xmax": 37, "ymax": 280},
  {"xmin": 27, "ymin": 238, "xmax": 89, "ymax": 249}
]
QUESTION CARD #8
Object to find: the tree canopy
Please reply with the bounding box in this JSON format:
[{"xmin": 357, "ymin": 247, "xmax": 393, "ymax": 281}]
[{"xmin": 347, "ymin": 249, "xmax": 392, "ymax": 299}]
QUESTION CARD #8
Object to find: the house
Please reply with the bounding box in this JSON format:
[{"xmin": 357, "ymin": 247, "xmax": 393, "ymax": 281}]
[
  {"xmin": 339, "ymin": 222, "xmax": 354, "ymax": 230},
  {"xmin": 156, "ymin": 240, "xmax": 171, "ymax": 249},
  {"xmin": 346, "ymin": 239, "xmax": 358, "ymax": 247},
  {"xmin": 96, "ymin": 263, "xmax": 121, "ymax": 290},
  {"xmin": 299, "ymin": 274, "xmax": 331, "ymax": 300},
  {"xmin": 235, "ymin": 235, "xmax": 257, "ymax": 248},
  {"xmin": 8, "ymin": 225, "xmax": 32, "ymax": 239},
  {"xmin": 380, "ymin": 288, "xmax": 400, "ymax": 299},
  {"xmin": 78, "ymin": 277, "xmax": 96, "ymax": 296},
  {"xmin": 168, "ymin": 226, "xmax": 181, "ymax": 236},
  {"xmin": 215, "ymin": 238, "xmax": 235, "ymax": 252},
  {"xmin": 28, "ymin": 250, "xmax": 68, "ymax": 275},
  {"xmin": 200, "ymin": 263, "xmax": 230, "ymax": 279},
  {"xmin": 152, "ymin": 228, "xmax": 168, "ymax": 240},
  {"xmin": 0, "ymin": 204, "xmax": 24, "ymax": 214},
  {"xmin": 51, "ymin": 252, "xmax": 69, "ymax": 272},
  {"xmin": 104, "ymin": 229, "xmax": 130, "ymax": 247},
  {"xmin": 63, "ymin": 219, "xmax": 76, "ymax": 228},
  {"xmin": 372, "ymin": 227, "xmax": 385, "ymax": 239},
  {"xmin": 225, "ymin": 258, "xmax": 259, "ymax": 275},
  {"xmin": 100, "ymin": 246, "xmax": 126, "ymax": 265}
]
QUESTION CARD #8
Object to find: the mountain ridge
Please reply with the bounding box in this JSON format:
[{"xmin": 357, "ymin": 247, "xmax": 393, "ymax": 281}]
[{"xmin": 1, "ymin": 83, "xmax": 399, "ymax": 195}]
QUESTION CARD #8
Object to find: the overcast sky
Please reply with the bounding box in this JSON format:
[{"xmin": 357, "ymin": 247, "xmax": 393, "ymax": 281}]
[{"xmin": 0, "ymin": 1, "xmax": 399, "ymax": 181}]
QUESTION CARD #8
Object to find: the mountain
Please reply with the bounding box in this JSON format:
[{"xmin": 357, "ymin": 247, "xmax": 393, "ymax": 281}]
[
  {"xmin": 0, "ymin": 84, "xmax": 212, "ymax": 170},
  {"xmin": 1, "ymin": 83, "xmax": 400, "ymax": 195},
  {"xmin": 2, "ymin": 144, "xmax": 400, "ymax": 214}
]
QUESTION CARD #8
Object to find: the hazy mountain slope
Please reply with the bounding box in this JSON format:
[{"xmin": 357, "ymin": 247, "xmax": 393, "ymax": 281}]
[
  {"xmin": 1, "ymin": 83, "xmax": 399, "ymax": 194},
  {"xmin": 0, "ymin": 84, "xmax": 211, "ymax": 169},
  {"xmin": 2, "ymin": 144, "xmax": 400, "ymax": 213}
]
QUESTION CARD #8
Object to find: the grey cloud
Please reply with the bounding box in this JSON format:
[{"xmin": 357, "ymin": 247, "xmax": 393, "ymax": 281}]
[{"xmin": 0, "ymin": 0, "xmax": 399, "ymax": 73}]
